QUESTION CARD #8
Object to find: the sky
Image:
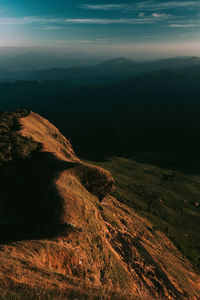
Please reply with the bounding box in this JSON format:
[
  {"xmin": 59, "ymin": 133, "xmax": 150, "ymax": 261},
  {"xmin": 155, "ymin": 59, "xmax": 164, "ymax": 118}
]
[{"xmin": 0, "ymin": 0, "xmax": 200, "ymax": 58}]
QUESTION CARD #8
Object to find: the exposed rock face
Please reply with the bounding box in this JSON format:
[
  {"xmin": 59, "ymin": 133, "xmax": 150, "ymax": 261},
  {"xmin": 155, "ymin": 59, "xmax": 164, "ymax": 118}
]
[{"xmin": 0, "ymin": 111, "xmax": 199, "ymax": 299}]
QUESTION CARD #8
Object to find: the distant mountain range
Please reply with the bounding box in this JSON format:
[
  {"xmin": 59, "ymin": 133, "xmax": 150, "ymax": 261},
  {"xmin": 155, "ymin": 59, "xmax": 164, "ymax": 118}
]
[
  {"xmin": 1, "ymin": 55, "xmax": 200, "ymax": 84},
  {"xmin": 1, "ymin": 66, "xmax": 200, "ymax": 129},
  {"xmin": 0, "ymin": 52, "xmax": 103, "ymax": 73},
  {"xmin": 1, "ymin": 54, "xmax": 200, "ymax": 171},
  {"xmin": 23, "ymin": 56, "xmax": 200, "ymax": 84}
]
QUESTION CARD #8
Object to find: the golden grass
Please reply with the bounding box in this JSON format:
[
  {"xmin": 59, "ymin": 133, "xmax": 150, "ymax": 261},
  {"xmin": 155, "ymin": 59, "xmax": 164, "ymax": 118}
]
[
  {"xmin": 0, "ymin": 112, "xmax": 200, "ymax": 299},
  {"xmin": 19, "ymin": 112, "xmax": 78, "ymax": 162}
]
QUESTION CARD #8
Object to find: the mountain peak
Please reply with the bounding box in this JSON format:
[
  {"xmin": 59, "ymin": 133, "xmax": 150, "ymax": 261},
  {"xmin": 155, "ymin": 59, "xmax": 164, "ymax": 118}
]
[{"xmin": 99, "ymin": 57, "xmax": 136, "ymax": 66}]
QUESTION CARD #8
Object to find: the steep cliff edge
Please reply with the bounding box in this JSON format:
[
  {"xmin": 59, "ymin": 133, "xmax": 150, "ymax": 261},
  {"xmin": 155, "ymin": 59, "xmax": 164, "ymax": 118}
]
[{"xmin": 0, "ymin": 111, "xmax": 199, "ymax": 299}]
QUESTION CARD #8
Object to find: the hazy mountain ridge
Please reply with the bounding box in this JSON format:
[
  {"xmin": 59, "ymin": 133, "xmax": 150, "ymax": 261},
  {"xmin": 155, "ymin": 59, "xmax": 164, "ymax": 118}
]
[
  {"xmin": 1, "ymin": 55, "xmax": 200, "ymax": 84},
  {"xmin": 1, "ymin": 65, "xmax": 200, "ymax": 172},
  {"xmin": 1, "ymin": 67, "xmax": 200, "ymax": 128},
  {"xmin": 0, "ymin": 111, "xmax": 200, "ymax": 299},
  {"xmin": 0, "ymin": 52, "xmax": 103, "ymax": 72},
  {"xmin": 1, "ymin": 66, "xmax": 200, "ymax": 175},
  {"xmin": 26, "ymin": 55, "xmax": 200, "ymax": 84},
  {"xmin": 25, "ymin": 57, "xmax": 138, "ymax": 84}
]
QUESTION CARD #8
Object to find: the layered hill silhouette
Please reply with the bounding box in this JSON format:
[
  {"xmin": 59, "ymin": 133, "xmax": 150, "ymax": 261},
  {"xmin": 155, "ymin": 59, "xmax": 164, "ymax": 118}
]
[
  {"xmin": 26, "ymin": 56, "xmax": 200, "ymax": 84},
  {"xmin": 1, "ymin": 69, "xmax": 200, "ymax": 171},
  {"xmin": 1, "ymin": 55, "xmax": 200, "ymax": 84},
  {"xmin": 1, "ymin": 65, "xmax": 200, "ymax": 126},
  {"xmin": 0, "ymin": 111, "xmax": 200, "ymax": 299}
]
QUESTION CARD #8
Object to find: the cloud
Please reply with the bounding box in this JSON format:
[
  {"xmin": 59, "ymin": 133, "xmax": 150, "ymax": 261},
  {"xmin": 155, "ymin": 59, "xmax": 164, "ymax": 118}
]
[
  {"xmin": 135, "ymin": 1, "xmax": 198, "ymax": 10},
  {"xmin": 81, "ymin": 0, "xmax": 200, "ymax": 11},
  {"xmin": 64, "ymin": 18, "xmax": 145, "ymax": 24},
  {"xmin": 57, "ymin": 40, "xmax": 94, "ymax": 43},
  {"xmin": 0, "ymin": 14, "xmax": 169, "ymax": 27},
  {"xmin": 82, "ymin": 1, "xmax": 199, "ymax": 12},
  {"xmin": 0, "ymin": 16, "xmax": 59, "ymax": 25},
  {"xmin": 82, "ymin": 4, "xmax": 128, "ymax": 11},
  {"xmin": 64, "ymin": 15, "xmax": 170, "ymax": 25},
  {"xmin": 1, "ymin": 12, "xmax": 195, "ymax": 30},
  {"xmin": 156, "ymin": 1, "xmax": 197, "ymax": 8},
  {"xmin": 152, "ymin": 13, "xmax": 168, "ymax": 18},
  {"xmin": 40, "ymin": 26, "xmax": 62, "ymax": 30},
  {"xmin": 80, "ymin": 2, "xmax": 199, "ymax": 28},
  {"xmin": 167, "ymin": 24, "xmax": 197, "ymax": 27},
  {"xmin": 56, "ymin": 39, "xmax": 110, "ymax": 43}
]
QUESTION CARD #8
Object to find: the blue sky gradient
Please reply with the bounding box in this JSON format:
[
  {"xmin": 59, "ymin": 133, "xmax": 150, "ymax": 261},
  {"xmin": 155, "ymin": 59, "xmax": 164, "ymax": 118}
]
[{"xmin": 0, "ymin": 1, "xmax": 200, "ymax": 57}]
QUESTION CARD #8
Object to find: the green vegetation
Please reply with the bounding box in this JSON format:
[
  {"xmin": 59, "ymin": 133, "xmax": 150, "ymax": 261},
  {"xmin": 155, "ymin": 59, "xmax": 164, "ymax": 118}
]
[{"xmin": 96, "ymin": 156, "xmax": 200, "ymax": 270}]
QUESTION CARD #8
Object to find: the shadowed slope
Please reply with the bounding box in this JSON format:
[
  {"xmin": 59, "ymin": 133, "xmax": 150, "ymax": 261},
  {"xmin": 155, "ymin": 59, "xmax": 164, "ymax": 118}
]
[
  {"xmin": 0, "ymin": 112, "xmax": 199, "ymax": 299},
  {"xmin": 0, "ymin": 111, "xmax": 115, "ymax": 238}
]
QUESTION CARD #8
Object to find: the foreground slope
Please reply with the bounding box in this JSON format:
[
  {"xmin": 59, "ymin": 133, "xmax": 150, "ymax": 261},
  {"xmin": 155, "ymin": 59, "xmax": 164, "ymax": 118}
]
[{"xmin": 0, "ymin": 111, "xmax": 199, "ymax": 299}]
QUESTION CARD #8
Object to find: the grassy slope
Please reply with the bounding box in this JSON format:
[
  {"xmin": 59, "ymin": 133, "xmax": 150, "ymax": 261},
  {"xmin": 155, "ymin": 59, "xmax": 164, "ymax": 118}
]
[
  {"xmin": 96, "ymin": 157, "xmax": 200, "ymax": 270},
  {"xmin": 1, "ymin": 112, "xmax": 200, "ymax": 299}
]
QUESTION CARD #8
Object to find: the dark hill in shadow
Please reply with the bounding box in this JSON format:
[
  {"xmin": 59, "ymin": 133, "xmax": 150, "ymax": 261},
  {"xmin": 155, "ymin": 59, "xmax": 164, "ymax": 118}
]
[
  {"xmin": 0, "ymin": 152, "xmax": 78, "ymax": 242},
  {"xmin": 0, "ymin": 110, "xmax": 115, "ymax": 242},
  {"xmin": 0, "ymin": 111, "xmax": 76, "ymax": 240}
]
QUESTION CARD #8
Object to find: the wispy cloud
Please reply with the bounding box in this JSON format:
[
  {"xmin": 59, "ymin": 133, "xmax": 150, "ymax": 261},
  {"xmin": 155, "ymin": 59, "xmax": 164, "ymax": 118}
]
[
  {"xmin": 167, "ymin": 24, "xmax": 197, "ymax": 27},
  {"xmin": 56, "ymin": 39, "xmax": 110, "ymax": 43},
  {"xmin": 152, "ymin": 13, "xmax": 168, "ymax": 18},
  {"xmin": 82, "ymin": 4, "xmax": 127, "ymax": 11},
  {"xmin": 82, "ymin": 1, "xmax": 200, "ymax": 12},
  {"xmin": 80, "ymin": 2, "xmax": 200, "ymax": 29},
  {"xmin": 137, "ymin": 1, "xmax": 198, "ymax": 10},
  {"xmin": 0, "ymin": 11, "xmax": 196, "ymax": 30},
  {"xmin": 40, "ymin": 26, "xmax": 62, "ymax": 30},
  {"xmin": 57, "ymin": 40, "xmax": 94, "ymax": 43},
  {"xmin": 64, "ymin": 18, "xmax": 150, "ymax": 24},
  {"xmin": 64, "ymin": 14, "xmax": 170, "ymax": 25},
  {"xmin": 0, "ymin": 14, "xmax": 169, "ymax": 26},
  {"xmin": 0, "ymin": 16, "xmax": 59, "ymax": 25}
]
